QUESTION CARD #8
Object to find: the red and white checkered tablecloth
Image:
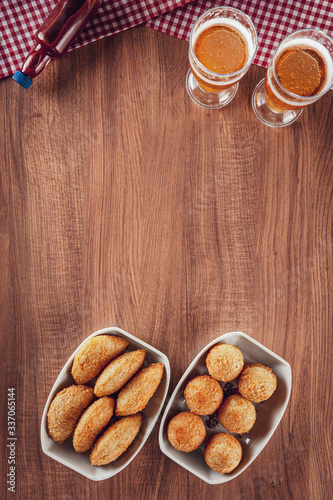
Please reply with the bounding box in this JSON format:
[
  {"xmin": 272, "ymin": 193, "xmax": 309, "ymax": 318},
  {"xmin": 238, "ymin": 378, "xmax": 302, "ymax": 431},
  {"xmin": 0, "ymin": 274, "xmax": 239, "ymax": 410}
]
[
  {"xmin": 0, "ymin": 0, "xmax": 191, "ymax": 79},
  {"xmin": 1, "ymin": 0, "xmax": 332, "ymax": 79}
]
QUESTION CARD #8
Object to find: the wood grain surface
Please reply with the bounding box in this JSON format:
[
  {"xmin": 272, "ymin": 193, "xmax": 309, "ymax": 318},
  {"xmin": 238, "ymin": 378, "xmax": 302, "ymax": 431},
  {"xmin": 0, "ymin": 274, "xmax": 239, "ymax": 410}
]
[{"xmin": 1, "ymin": 26, "xmax": 332, "ymax": 500}]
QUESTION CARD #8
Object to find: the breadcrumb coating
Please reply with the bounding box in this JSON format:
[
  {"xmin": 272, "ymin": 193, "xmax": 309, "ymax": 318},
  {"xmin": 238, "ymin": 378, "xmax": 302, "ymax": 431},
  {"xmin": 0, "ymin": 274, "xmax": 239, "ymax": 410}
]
[
  {"xmin": 218, "ymin": 395, "xmax": 256, "ymax": 433},
  {"xmin": 204, "ymin": 433, "xmax": 242, "ymax": 474},
  {"xmin": 206, "ymin": 344, "xmax": 244, "ymax": 382},
  {"xmin": 71, "ymin": 335, "xmax": 129, "ymax": 384},
  {"xmin": 116, "ymin": 363, "xmax": 164, "ymax": 416},
  {"xmin": 47, "ymin": 385, "xmax": 94, "ymax": 444},
  {"xmin": 184, "ymin": 375, "xmax": 223, "ymax": 416},
  {"xmin": 73, "ymin": 397, "xmax": 115, "ymax": 453},
  {"xmin": 90, "ymin": 413, "xmax": 143, "ymax": 465},
  {"xmin": 167, "ymin": 411, "xmax": 206, "ymax": 452},
  {"xmin": 238, "ymin": 363, "xmax": 277, "ymax": 402},
  {"xmin": 94, "ymin": 349, "xmax": 145, "ymax": 397}
]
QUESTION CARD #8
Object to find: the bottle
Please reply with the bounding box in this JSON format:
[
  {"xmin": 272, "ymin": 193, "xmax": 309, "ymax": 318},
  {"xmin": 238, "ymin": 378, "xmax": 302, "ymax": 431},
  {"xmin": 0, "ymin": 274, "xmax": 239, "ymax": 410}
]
[{"xmin": 13, "ymin": 0, "xmax": 101, "ymax": 89}]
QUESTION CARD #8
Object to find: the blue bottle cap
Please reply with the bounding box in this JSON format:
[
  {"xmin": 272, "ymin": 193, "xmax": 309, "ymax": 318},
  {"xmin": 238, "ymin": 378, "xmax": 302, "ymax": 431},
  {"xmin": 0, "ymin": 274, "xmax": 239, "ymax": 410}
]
[{"xmin": 12, "ymin": 71, "xmax": 33, "ymax": 89}]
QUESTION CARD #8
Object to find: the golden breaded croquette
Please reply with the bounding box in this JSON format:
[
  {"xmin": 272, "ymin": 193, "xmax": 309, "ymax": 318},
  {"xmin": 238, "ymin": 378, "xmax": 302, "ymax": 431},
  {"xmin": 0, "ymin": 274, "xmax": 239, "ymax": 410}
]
[
  {"xmin": 184, "ymin": 375, "xmax": 223, "ymax": 416},
  {"xmin": 94, "ymin": 349, "xmax": 146, "ymax": 397},
  {"xmin": 238, "ymin": 363, "xmax": 277, "ymax": 403},
  {"xmin": 71, "ymin": 335, "xmax": 129, "ymax": 384},
  {"xmin": 206, "ymin": 343, "xmax": 244, "ymax": 382},
  {"xmin": 73, "ymin": 397, "xmax": 115, "ymax": 453},
  {"xmin": 47, "ymin": 385, "xmax": 94, "ymax": 444},
  {"xmin": 167, "ymin": 411, "xmax": 206, "ymax": 452},
  {"xmin": 115, "ymin": 363, "xmax": 164, "ymax": 416},
  {"xmin": 218, "ymin": 395, "xmax": 256, "ymax": 434},
  {"xmin": 204, "ymin": 433, "xmax": 242, "ymax": 474},
  {"xmin": 90, "ymin": 413, "xmax": 144, "ymax": 466}
]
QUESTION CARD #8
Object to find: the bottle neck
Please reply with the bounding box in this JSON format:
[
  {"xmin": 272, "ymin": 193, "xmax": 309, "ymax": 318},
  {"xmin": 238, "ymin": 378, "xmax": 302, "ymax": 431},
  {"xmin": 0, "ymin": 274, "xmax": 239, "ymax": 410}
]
[{"xmin": 21, "ymin": 44, "xmax": 52, "ymax": 79}]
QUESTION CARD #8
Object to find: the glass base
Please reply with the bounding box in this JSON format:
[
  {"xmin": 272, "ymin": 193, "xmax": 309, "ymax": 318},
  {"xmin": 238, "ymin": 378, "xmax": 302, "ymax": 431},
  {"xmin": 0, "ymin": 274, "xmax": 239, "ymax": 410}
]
[
  {"xmin": 186, "ymin": 69, "xmax": 238, "ymax": 109},
  {"xmin": 252, "ymin": 79, "xmax": 303, "ymax": 127}
]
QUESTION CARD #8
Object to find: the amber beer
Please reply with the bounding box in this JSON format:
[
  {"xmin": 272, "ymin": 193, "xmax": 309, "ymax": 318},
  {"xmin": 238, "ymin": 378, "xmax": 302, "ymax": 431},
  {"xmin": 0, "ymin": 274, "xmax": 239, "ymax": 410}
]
[
  {"xmin": 190, "ymin": 19, "xmax": 254, "ymax": 92},
  {"xmin": 252, "ymin": 30, "xmax": 333, "ymax": 127},
  {"xmin": 186, "ymin": 7, "xmax": 257, "ymax": 108},
  {"xmin": 192, "ymin": 23, "xmax": 249, "ymax": 92},
  {"xmin": 265, "ymin": 39, "xmax": 333, "ymax": 111}
]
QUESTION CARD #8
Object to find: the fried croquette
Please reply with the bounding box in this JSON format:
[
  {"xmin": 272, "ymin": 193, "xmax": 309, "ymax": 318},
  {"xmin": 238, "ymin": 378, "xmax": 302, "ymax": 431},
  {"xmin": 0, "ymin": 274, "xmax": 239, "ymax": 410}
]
[
  {"xmin": 116, "ymin": 363, "xmax": 164, "ymax": 416},
  {"xmin": 206, "ymin": 344, "xmax": 244, "ymax": 382},
  {"xmin": 218, "ymin": 395, "xmax": 256, "ymax": 434},
  {"xmin": 47, "ymin": 385, "xmax": 94, "ymax": 444},
  {"xmin": 204, "ymin": 433, "xmax": 242, "ymax": 474},
  {"xmin": 90, "ymin": 413, "xmax": 144, "ymax": 466},
  {"xmin": 71, "ymin": 335, "xmax": 129, "ymax": 384},
  {"xmin": 167, "ymin": 411, "xmax": 206, "ymax": 452},
  {"xmin": 238, "ymin": 363, "xmax": 277, "ymax": 403},
  {"xmin": 184, "ymin": 375, "xmax": 223, "ymax": 416},
  {"xmin": 94, "ymin": 349, "xmax": 146, "ymax": 397},
  {"xmin": 73, "ymin": 397, "xmax": 115, "ymax": 453}
]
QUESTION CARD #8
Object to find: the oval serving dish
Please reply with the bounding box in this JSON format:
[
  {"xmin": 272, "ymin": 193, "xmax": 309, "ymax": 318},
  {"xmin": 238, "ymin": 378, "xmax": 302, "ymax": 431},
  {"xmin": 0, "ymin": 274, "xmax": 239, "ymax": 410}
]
[
  {"xmin": 41, "ymin": 327, "xmax": 170, "ymax": 481},
  {"xmin": 159, "ymin": 331, "xmax": 291, "ymax": 484}
]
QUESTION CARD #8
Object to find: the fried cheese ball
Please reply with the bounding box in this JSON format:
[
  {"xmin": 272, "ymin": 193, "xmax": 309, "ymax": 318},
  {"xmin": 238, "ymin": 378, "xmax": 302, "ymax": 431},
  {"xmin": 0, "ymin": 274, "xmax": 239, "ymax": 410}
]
[
  {"xmin": 167, "ymin": 411, "xmax": 206, "ymax": 452},
  {"xmin": 184, "ymin": 375, "xmax": 223, "ymax": 416},
  {"xmin": 94, "ymin": 349, "xmax": 146, "ymax": 397},
  {"xmin": 204, "ymin": 433, "xmax": 242, "ymax": 474},
  {"xmin": 72, "ymin": 335, "xmax": 129, "ymax": 384},
  {"xmin": 116, "ymin": 363, "xmax": 164, "ymax": 416},
  {"xmin": 218, "ymin": 395, "xmax": 256, "ymax": 434},
  {"xmin": 238, "ymin": 363, "xmax": 277, "ymax": 403},
  {"xmin": 90, "ymin": 413, "xmax": 144, "ymax": 466},
  {"xmin": 73, "ymin": 397, "xmax": 115, "ymax": 453},
  {"xmin": 47, "ymin": 385, "xmax": 94, "ymax": 444},
  {"xmin": 206, "ymin": 344, "xmax": 244, "ymax": 382}
]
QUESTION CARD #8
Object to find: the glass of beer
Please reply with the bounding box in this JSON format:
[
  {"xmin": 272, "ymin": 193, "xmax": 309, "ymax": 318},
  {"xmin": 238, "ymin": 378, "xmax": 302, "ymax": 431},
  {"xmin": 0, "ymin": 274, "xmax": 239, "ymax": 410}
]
[
  {"xmin": 186, "ymin": 7, "xmax": 257, "ymax": 108},
  {"xmin": 252, "ymin": 29, "xmax": 333, "ymax": 127}
]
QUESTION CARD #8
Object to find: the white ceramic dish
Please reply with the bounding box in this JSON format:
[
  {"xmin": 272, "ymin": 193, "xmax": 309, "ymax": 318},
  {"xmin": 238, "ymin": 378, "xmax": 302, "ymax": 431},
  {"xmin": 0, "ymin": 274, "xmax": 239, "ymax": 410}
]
[
  {"xmin": 159, "ymin": 331, "xmax": 291, "ymax": 484},
  {"xmin": 41, "ymin": 327, "xmax": 170, "ymax": 481}
]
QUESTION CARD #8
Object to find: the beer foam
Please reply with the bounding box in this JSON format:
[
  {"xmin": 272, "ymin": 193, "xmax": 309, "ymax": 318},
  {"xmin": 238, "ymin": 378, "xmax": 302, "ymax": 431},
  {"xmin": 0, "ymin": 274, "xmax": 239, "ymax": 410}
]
[
  {"xmin": 268, "ymin": 37, "xmax": 333, "ymax": 105},
  {"xmin": 192, "ymin": 18, "xmax": 255, "ymax": 62}
]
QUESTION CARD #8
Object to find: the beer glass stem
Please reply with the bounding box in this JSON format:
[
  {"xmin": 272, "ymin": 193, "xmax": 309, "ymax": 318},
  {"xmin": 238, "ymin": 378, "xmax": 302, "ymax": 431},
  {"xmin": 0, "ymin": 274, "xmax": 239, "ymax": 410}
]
[
  {"xmin": 186, "ymin": 70, "xmax": 239, "ymax": 108},
  {"xmin": 251, "ymin": 78, "xmax": 303, "ymax": 127}
]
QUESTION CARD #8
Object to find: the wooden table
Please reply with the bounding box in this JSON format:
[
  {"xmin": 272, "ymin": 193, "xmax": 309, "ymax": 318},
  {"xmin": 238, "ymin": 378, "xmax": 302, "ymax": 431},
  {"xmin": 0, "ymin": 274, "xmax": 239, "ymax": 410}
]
[{"xmin": 1, "ymin": 26, "xmax": 332, "ymax": 500}]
